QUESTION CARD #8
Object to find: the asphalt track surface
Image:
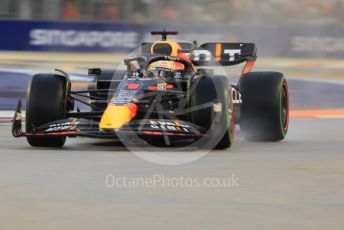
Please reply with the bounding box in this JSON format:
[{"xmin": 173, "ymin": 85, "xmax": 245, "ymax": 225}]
[
  {"xmin": 1, "ymin": 58, "xmax": 344, "ymax": 229},
  {"xmin": 0, "ymin": 118, "xmax": 344, "ymax": 229}
]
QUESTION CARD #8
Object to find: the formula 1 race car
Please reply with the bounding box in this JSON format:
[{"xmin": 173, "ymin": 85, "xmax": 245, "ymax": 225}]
[{"xmin": 12, "ymin": 31, "xmax": 289, "ymax": 150}]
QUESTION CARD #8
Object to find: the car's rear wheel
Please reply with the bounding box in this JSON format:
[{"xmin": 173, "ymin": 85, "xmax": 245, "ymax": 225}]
[
  {"xmin": 239, "ymin": 72, "xmax": 289, "ymax": 141},
  {"xmin": 190, "ymin": 75, "xmax": 233, "ymax": 149},
  {"xmin": 26, "ymin": 74, "xmax": 70, "ymax": 147}
]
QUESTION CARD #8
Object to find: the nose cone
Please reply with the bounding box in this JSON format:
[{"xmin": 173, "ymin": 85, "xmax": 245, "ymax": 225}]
[{"xmin": 99, "ymin": 103, "xmax": 137, "ymax": 129}]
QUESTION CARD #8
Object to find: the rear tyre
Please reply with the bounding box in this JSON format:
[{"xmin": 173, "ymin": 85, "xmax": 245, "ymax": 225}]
[
  {"xmin": 239, "ymin": 72, "xmax": 289, "ymax": 141},
  {"xmin": 190, "ymin": 75, "xmax": 233, "ymax": 149},
  {"xmin": 26, "ymin": 74, "xmax": 69, "ymax": 147}
]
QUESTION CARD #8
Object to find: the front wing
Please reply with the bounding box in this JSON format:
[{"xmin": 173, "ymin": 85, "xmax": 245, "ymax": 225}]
[{"xmin": 12, "ymin": 102, "xmax": 205, "ymax": 139}]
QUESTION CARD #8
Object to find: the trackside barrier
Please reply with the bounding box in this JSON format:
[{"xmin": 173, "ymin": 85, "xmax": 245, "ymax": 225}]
[{"xmin": 0, "ymin": 20, "xmax": 344, "ymax": 58}]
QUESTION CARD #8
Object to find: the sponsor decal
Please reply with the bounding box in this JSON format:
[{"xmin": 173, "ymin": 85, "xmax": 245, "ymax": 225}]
[
  {"xmin": 148, "ymin": 120, "xmax": 191, "ymax": 133},
  {"xmin": 30, "ymin": 29, "xmax": 138, "ymax": 48},
  {"xmin": 224, "ymin": 49, "xmax": 242, "ymax": 62},
  {"xmin": 192, "ymin": 45, "xmax": 242, "ymax": 62},
  {"xmin": 148, "ymin": 61, "xmax": 185, "ymax": 71},
  {"xmin": 231, "ymin": 88, "xmax": 242, "ymax": 104},
  {"xmin": 45, "ymin": 120, "xmax": 79, "ymax": 132},
  {"xmin": 15, "ymin": 111, "xmax": 22, "ymax": 121},
  {"xmin": 192, "ymin": 49, "xmax": 212, "ymax": 61},
  {"xmin": 174, "ymin": 72, "xmax": 182, "ymax": 79},
  {"xmin": 157, "ymin": 82, "xmax": 167, "ymax": 91},
  {"xmin": 112, "ymin": 89, "xmax": 137, "ymax": 104},
  {"xmin": 292, "ymin": 36, "xmax": 344, "ymax": 53},
  {"xmin": 131, "ymin": 72, "xmax": 139, "ymax": 78},
  {"xmin": 213, "ymin": 103, "xmax": 222, "ymax": 112}
]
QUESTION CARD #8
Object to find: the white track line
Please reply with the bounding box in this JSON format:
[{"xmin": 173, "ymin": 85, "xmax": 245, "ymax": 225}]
[
  {"xmin": 0, "ymin": 68, "xmax": 91, "ymax": 82},
  {"xmin": 288, "ymin": 76, "xmax": 344, "ymax": 86},
  {"xmin": 317, "ymin": 115, "xmax": 344, "ymax": 119},
  {"xmin": 0, "ymin": 111, "xmax": 17, "ymax": 117}
]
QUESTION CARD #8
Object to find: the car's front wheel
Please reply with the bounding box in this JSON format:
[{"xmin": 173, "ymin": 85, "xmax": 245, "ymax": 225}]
[
  {"xmin": 26, "ymin": 74, "xmax": 70, "ymax": 147},
  {"xmin": 190, "ymin": 75, "xmax": 234, "ymax": 149}
]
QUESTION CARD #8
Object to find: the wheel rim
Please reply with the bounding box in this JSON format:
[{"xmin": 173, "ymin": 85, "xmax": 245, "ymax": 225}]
[{"xmin": 281, "ymin": 81, "xmax": 289, "ymax": 132}]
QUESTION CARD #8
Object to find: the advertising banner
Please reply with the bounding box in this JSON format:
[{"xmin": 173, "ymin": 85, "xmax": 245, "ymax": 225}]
[{"xmin": 0, "ymin": 20, "xmax": 344, "ymax": 58}]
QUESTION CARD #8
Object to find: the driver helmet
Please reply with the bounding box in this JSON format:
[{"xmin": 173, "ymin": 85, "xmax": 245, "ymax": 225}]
[
  {"xmin": 148, "ymin": 40, "xmax": 193, "ymax": 72},
  {"xmin": 151, "ymin": 40, "xmax": 192, "ymax": 61}
]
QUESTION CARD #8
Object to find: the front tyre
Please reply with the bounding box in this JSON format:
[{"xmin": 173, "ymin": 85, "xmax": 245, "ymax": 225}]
[
  {"xmin": 190, "ymin": 75, "xmax": 234, "ymax": 149},
  {"xmin": 26, "ymin": 74, "xmax": 69, "ymax": 147},
  {"xmin": 239, "ymin": 72, "xmax": 289, "ymax": 141}
]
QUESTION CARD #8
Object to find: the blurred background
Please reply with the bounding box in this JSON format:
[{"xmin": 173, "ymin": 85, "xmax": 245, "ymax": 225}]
[
  {"xmin": 0, "ymin": 0, "xmax": 344, "ymax": 111},
  {"xmin": 1, "ymin": 0, "xmax": 343, "ymax": 26},
  {"xmin": 1, "ymin": 0, "xmax": 344, "ymax": 56}
]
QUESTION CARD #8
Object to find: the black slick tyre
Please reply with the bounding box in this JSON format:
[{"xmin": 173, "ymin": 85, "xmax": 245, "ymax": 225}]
[{"xmin": 26, "ymin": 74, "xmax": 69, "ymax": 147}]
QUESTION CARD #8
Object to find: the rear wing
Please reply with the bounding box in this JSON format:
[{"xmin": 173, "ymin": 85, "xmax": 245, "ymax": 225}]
[
  {"xmin": 191, "ymin": 43, "xmax": 257, "ymax": 66},
  {"xmin": 140, "ymin": 41, "xmax": 257, "ymax": 74}
]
